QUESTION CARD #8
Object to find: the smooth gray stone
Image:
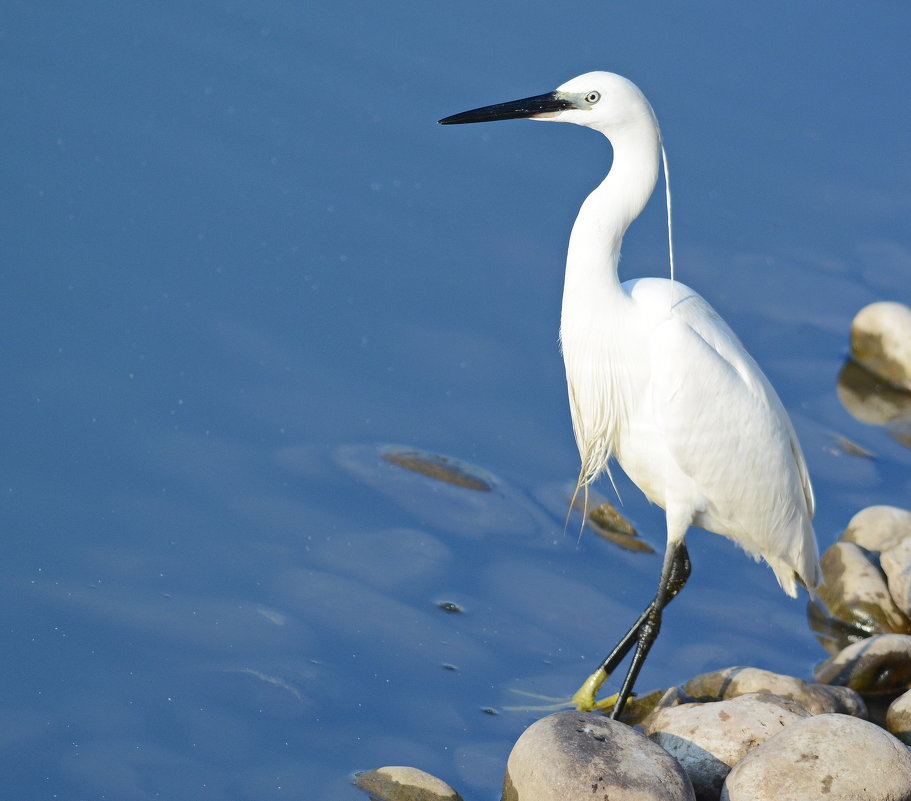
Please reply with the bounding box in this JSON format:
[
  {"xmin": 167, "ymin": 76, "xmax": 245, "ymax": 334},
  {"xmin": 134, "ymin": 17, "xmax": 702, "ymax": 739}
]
[{"xmin": 503, "ymin": 710, "xmax": 695, "ymax": 801}]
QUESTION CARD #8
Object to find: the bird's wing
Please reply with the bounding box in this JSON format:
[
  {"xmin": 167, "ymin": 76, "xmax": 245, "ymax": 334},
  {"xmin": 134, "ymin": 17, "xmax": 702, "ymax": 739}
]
[
  {"xmin": 633, "ymin": 280, "xmax": 815, "ymax": 528},
  {"xmin": 668, "ymin": 288, "xmax": 814, "ymax": 518}
]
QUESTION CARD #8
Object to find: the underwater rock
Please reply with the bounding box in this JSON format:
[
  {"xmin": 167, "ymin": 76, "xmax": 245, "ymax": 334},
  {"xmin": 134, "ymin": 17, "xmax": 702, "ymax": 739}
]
[
  {"xmin": 720, "ymin": 713, "xmax": 911, "ymax": 801},
  {"xmin": 585, "ymin": 497, "xmax": 655, "ymax": 553},
  {"xmin": 850, "ymin": 301, "xmax": 911, "ymax": 392},
  {"xmin": 380, "ymin": 447, "xmax": 493, "ymax": 491},
  {"xmin": 334, "ymin": 444, "xmax": 552, "ymax": 541},
  {"xmin": 502, "ymin": 710, "xmax": 695, "ymax": 801}
]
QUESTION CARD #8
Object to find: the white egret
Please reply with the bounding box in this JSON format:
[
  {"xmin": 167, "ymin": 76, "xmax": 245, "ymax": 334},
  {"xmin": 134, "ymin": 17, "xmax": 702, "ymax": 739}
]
[{"xmin": 439, "ymin": 72, "xmax": 821, "ymax": 718}]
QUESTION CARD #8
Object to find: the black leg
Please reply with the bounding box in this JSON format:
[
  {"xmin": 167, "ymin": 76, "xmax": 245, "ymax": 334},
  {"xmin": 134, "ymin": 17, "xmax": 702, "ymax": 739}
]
[
  {"xmin": 608, "ymin": 541, "xmax": 690, "ymax": 718},
  {"xmin": 572, "ymin": 541, "xmax": 690, "ymax": 714}
]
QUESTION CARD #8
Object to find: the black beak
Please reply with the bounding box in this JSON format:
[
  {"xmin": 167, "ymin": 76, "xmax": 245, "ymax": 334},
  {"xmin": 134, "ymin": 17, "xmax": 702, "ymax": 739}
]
[{"xmin": 438, "ymin": 91, "xmax": 575, "ymax": 125}]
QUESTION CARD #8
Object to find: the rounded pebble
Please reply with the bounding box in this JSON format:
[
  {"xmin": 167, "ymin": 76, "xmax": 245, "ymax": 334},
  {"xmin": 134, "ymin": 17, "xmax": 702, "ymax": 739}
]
[
  {"xmin": 850, "ymin": 301, "xmax": 911, "ymax": 391},
  {"xmin": 816, "ymin": 683, "xmax": 869, "ymax": 718},
  {"xmin": 814, "ymin": 633, "xmax": 911, "ymax": 694},
  {"xmin": 682, "ymin": 666, "xmax": 865, "ymax": 716},
  {"xmin": 886, "ymin": 689, "xmax": 911, "ymax": 745},
  {"xmin": 643, "ymin": 692, "xmax": 809, "ymax": 799},
  {"xmin": 818, "ymin": 541, "xmax": 911, "ymax": 635},
  {"xmin": 721, "ymin": 713, "xmax": 911, "ymax": 801},
  {"xmin": 843, "ymin": 505, "xmax": 911, "ymax": 552},
  {"xmin": 354, "ymin": 766, "xmax": 464, "ymax": 801},
  {"xmin": 502, "ymin": 710, "xmax": 695, "ymax": 801},
  {"xmin": 882, "ymin": 538, "xmax": 911, "ymax": 618}
]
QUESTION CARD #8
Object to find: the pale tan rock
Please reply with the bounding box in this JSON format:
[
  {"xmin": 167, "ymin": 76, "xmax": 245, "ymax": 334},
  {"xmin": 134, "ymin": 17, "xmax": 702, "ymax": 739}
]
[
  {"xmin": 843, "ymin": 505, "xmax": 911, "ymax": 552},
  {"xmin": 682, "ymin": 666, "xmax": 865, "ymax": 716},
  {"xmin": 882, "ymin": 538, "xmax": 911, "ymax": 617},
  {"xmin": 851, "ymin": 301, "xmax": 911, "ymax": 391},
  {"xmin": 354, "ymin": 766, "xmax": 463, "ymax": 801},
  {"xmin": 721, "ymin": 713, "xmax": 911, "ymax": 801},
  {"xmin": 643, "ymin": 692, "xmax": 809, "ymax": 800}
]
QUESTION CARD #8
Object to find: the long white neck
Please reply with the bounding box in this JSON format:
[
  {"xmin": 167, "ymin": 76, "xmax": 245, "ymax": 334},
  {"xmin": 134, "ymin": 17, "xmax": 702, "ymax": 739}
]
[
  {"xmin": 559, "ymin": 116, "xmax": 662, "ymax": 485},
  {"xmin": 561, "ymin": 120, "xmax": 661, "ymax": 315}
]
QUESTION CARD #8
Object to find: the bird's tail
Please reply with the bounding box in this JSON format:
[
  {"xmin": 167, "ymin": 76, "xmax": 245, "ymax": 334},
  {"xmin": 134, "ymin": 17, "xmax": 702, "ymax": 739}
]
[{"xmin": 767, "ymin": 518, "xmax": 821, "ymax": 600}]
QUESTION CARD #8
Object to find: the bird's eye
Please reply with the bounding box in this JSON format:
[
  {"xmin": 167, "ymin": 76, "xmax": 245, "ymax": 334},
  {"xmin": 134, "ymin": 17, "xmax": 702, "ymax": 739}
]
[{"xmin": 585, "ymin": 91, "xmax": 601, "ymax": 104}]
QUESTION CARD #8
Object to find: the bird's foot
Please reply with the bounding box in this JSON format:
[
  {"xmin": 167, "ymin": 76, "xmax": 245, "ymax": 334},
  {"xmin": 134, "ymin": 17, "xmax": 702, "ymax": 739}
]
[
  {"xmin": 501, "ymin": 689, "xmax": 576, "ymax": 712},
  {"xmin": 583, "ymin": 691, "xmax": 620, "ymax": 713},
  {"xmin": 570, "ymin": 667, "xmax": 619, "ymax": 712}
]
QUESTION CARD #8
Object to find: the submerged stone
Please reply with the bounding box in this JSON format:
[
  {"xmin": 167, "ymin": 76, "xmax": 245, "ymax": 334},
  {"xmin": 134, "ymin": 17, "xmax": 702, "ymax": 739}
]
[
  {"xmin": 557, "ymin": 483, "xmax": 656, "ymax": 553},
  {"xmin": 334, "ymin": 444, "xmax": 549, "ymax": 540},
  {"xmin": 381, "ymin": 447, "xmax": 493, "ymax": 491},
  {"xmin": 588, "ymin": 499, "xmax": 637, "ymax": 536}
]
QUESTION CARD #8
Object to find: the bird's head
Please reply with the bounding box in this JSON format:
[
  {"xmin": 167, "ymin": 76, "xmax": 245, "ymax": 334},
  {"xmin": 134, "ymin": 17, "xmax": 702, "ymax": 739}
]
[{"xmin": 439, "ymin": 71, "xmax": 656, "ymax": 137}]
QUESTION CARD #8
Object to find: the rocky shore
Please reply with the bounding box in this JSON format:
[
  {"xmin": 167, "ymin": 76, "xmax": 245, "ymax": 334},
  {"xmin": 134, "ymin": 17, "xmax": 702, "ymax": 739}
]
[{"xmin": 354, "ymin": 301, "xmax": 911, "ymax": 801}]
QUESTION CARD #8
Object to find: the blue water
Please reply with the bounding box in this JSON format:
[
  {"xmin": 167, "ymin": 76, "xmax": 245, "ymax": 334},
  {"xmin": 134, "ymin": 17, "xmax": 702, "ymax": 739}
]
[{"xmin": 3, "ymin": 2, "xmax": 910, "ymax": 798}]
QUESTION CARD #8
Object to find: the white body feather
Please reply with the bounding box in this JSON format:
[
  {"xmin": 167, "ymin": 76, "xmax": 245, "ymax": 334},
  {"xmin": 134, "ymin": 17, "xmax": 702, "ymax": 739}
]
[{"xmin": 555, "ymin": 72, "xmax": 820, "ymax": 597}]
